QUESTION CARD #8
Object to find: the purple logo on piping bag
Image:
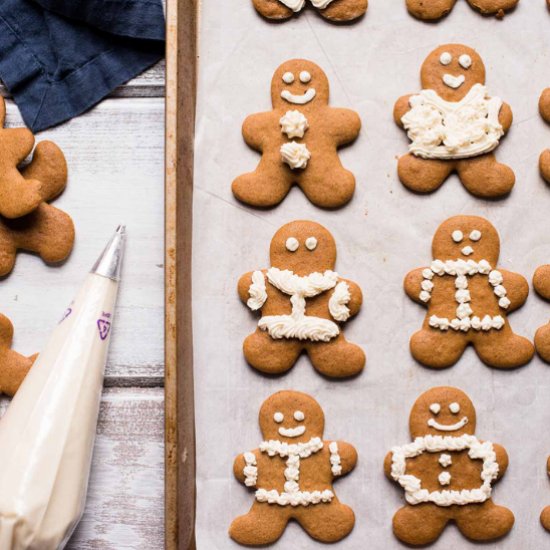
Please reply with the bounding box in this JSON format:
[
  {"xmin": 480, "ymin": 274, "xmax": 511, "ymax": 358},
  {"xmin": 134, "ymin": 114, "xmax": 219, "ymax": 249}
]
[
  {"xmin": 97, "ymin": 313, "xmax": 112, "ymax": 340},
  {"xmin": 59, "ymin": 308, "xmax": 72, "ymax": 324}
]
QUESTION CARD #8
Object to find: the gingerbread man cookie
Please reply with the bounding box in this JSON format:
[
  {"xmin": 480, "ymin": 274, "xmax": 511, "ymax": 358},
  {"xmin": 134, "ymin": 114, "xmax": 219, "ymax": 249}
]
[
  {"xmin": 238, "ymin": 220, "xmax": 365, "ymax": 378},
  {"xmin": 252, "ymin": 0, "xmax": 367, "ymax": 21},
  {"xmin": 385, "ymin": 387, "xmax": 514, "ymax": 545},
  {"xmin": 541, "ymin": 454, "xmax": 550, "ymax": 531},
  {"xmin": 394, "ymin": 45, "xmax": 515, "ymax": 198},
  {"xmin": 0, "ymin": 97, "xmax": 67, "ymax": 219},
  {"xmin": 230, "ymin": 391, "xmax": 357, "ymax": 545},
  {"xmin": 232, "ymin": 59, "xmax": 361, "ymax": 209},
  {"xmin": 0, "ymin": 140, "xmax": 74, "ymax": 276},
  {"xmin": 538, "ymin": 88, "xmax": 550, "ymax": 183},
  {"xmin": 406, "ymin": 0, "xmax": 518, "ymax": 20},
  {"xmin": 533, "ymin": 265, "xmax": 550, "ymax": 362},
  {"xmin": 405, "ymin": 216, "xmax": 534, "ymax": 369},
  {"xmin": 0, "ymin": 314, "xmax": 37, "ymax": 396}
]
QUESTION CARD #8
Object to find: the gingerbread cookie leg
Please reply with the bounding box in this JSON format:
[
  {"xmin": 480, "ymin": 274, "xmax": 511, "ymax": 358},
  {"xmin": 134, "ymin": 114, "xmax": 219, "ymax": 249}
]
[
  {"xmin": 306, "ymin": 334, "xmax": 365, "ymax": 378},
  {"xmin": 243, "ymin": 328, "xmax": 303, "ymax": 374},
  {"xmin": 252, "ymin": 0, "xmax": 294, "ymax": 19},
  {"xmin": 540, "ymin": 150, "xmax": 550, "ymax": 183},
  {"xmin": 299, "ymin": 161, "xmax": 356, "ymax": 208},
  {"xmin": 542, "ymin": 505, "xmax": 550, "ymax": 532},
  {"xmin": 229, "ymin": 501, "xmax": 290, "ymax": 546},
  {"xmin": 410, "ymin": 328, "xmax": 467, "ymax": 368},
  {"xmin": 232, "ymin": 156, "xmax": 293, "ymax": 208},
  {"xmin": 456, "ymin": 153, "xmax": 515, "ymax": 198},
  {"xmin": 472, "ymin": 328, "xmax": 534, "ymax": 369},
  {"xmin": 535, "ymin": 324, "xmax": 550, "ymax": 362},
  {"xmin": 392, "ymin": 504, "xmax": 449, "ymax": 545},
  {"xmin": 454, "ymin": 500, "xmax": 514, "ymax": 541},
  {"xmin": 406, "ymin": 0, "xmax": 457, "ymax": 20},
  {"xmin": 466, "ymin": 0, "xmax": 518, "ymax": 15},
  {"xmin": 397, "ymin": 154, "xmax": 454, "ymax": 194},
  {"xmin": 295, "ymin": 499, "xmax": 355, "ymax": 543},
  {"xmin": 319, "ymin": 0, "xmax": 368, "ymax": 22}
]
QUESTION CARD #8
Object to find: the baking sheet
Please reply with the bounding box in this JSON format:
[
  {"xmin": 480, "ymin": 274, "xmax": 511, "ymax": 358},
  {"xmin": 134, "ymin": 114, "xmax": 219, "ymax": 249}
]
[{"xmin": 192, "ymin": 2, "xmax": 550, "ymax": 548}]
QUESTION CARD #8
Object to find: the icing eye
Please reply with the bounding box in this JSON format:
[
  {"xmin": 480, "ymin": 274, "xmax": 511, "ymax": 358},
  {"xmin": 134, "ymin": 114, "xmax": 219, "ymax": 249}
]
[
  {"xmin": 299, "ymin": 71, "xmax": 311, "ymax": 83},
  {"xmin": 469, "ymin": 230, "xmax": 482, "ymax": 242},
  {"xmin": 449, "ymin": 402, "xmax": 460, "ymax": 414},
  {"xmin": 429, "ymin": 403, "xmax": 441, "ymax": 414},
  {"xmin": 282, "ymin": 72, "xmax": 295, "ymax": 84},
  {"xmin": 459, "ymin": 54, "xmax": 472, "ymax": 69},
  {"xmin": 452, "ymin": 230, "xmax": 463, "ymax": 243},
  {"xmin": 305, "ymin": 237, "xmax": 317, "ymax": 251},
  {"xmin": 285, "ymin": 237, "xmax": 299, "ymax": 252},
  {"xmin": 274, "ymin": 412, "xmax": 284, "ymax": 423},
  {"xmin": 294, "ymin": 410, "xmax": 305, "ymax": 421},
  {"xmin": 439, "ymin": 52, "xmax": 452, "ymax": 66}
]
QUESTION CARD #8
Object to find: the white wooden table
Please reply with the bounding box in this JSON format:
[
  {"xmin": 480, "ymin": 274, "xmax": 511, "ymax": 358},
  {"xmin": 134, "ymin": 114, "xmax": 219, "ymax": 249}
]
[{"xmin": 0, "ymin": 61, "xmax": 166, "ymax": 549}]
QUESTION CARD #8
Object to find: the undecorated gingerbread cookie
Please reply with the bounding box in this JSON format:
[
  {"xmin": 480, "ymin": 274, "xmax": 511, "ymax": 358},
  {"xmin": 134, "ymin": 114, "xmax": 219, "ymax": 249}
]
[
  {"xmin": 0, "ymin": 140, "xmax": 74, "ymax": 276},
  {"xmin": 252, "ymin": 0, "xmax": 367, "ymax": 22},
  {"xmin": 406, "ymin": 0, "xmax": 519, "ymax": 20},
  {"xmin": 404, "ymin": 215, "xmax": 534, "ymax": 369},
  {"xmin": 238, "ymin": 220, "xmax": 365, "ymax": 378},
  {"xmin": 230, "ymin": 390, "xmax": 357, "ymax": 545},
  {"xmin": 385, "ymin": 387, "xmax": 514, "ymax": 545},
  {"xmin": 232, "ymin": 59, "xmax": 361, "ymax": 209},
  {"xmin": 538, "ymin": 88, "xmax": 550, "ymax": 183},
  {"xmin": 541, "ymin": 454, "xmax": 550, "ymax": 531},
  {"xmin": 0, "ymin": 313, "xmax": 37, "ymax": 396},
  {"xmin": 394, "ymin": 44, "xmax": 515, "ymax": 198},
  {"xmin": 533, "ymin": 265, "xmax": 550, "ymax": 362}
]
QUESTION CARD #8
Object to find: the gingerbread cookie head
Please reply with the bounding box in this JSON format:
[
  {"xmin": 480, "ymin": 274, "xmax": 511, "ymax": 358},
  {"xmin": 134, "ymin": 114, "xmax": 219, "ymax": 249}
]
[
  {"xmin": 259, "ymin": 390, "xmax": 324, "ymax": 444},
  {"xmin": 269, "ymin": 220, "xmax": 336, "ymax": 276},
  {"xmin": 421, "ymin": 45, "xmax": 485, "ymax": 102},
  {"xmin": 410, "ymin": 387, "xmax": 476, "ymax": 438},
  {"xmin": 432, "ymin": 216, "xmax": 500, "ymax": 266},
  {"xmin": 272, "ymin": 59, "xmax": 329, "ymax": 111}
]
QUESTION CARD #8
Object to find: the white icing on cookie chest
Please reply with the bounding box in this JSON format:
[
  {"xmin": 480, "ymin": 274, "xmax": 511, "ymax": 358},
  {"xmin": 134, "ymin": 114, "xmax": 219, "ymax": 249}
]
[
  {"xmin": 247, "ymin": 268, "xmax": 352, "ymax": 342},
  {"xmin": 280, "ymin": 110, "xmax": 309, "ymax": 139},
  {"xmin": 420, "ymin": 259, "xmax": 509, "ymax": 333},
  {"xmin": 281, "ymin": 141, "xmax": 311, "ymax": 170},
  {"xmin": 391, "ymin": 435, "xmax": 499, "ymax": 507},
  {"xmin": 244, "ymin": 437, "xmax": 342, "ymax": 507},
  {"xmin": 402, "ymin": 84, "xmax": 504, "ymax": 160}
]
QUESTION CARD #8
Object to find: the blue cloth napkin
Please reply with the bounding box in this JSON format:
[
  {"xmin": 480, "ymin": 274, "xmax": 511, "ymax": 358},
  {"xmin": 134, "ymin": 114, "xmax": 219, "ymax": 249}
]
[{"xmin": 0, "ymin": 0, "xmax": 165, "ymax": 132}]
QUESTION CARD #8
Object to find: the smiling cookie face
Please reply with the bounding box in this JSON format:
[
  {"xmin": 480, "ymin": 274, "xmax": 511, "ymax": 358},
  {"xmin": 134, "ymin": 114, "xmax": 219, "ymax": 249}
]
[
  {"xmin": 270, "ymin": 220, "xmax": 336, "ymax": 276},
  {"xmin": 432, "ymin": 215, "xmax": 500, "ymax": 265},
  {"xmin": 259, "ymin": 390, "xmax": 324, "ymax": 443},
  {"xmin": 410, "ymin": 387, "xmax": 476, "ymax": 438},
  {"xmin": 421, "ymin": 45, "xmax": 486, "ymax": 102},
  {"xmin": 272, "ymin": 59, "xmax": 329, "ymax": 110}
]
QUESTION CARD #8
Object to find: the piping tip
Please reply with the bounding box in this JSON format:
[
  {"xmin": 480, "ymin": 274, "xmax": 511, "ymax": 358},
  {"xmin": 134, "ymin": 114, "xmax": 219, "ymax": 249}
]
[{"xmin": 91, "ymin": 225, "xmax": 127, "ymax": 281}]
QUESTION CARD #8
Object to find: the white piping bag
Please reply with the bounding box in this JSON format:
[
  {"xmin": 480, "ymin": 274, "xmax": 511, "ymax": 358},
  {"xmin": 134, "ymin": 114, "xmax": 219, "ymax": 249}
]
[{"xmin": 0, "ymin": 226, "xmax": 126, "ymax": 550}]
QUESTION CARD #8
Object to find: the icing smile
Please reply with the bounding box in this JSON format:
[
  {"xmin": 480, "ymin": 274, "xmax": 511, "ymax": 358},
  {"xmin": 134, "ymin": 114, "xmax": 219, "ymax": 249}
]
[
  {"xmin": 279, "ymin": 425, "xmax": 306, "ymax": 438},
  {"xmin": 443, "ymin": 74, "xmax": 465, "ymax": 89},
  {"xmin": 281, "ymin": 88, "xmax": 317, "ymax": 105},
  {"xmin": 427, "ymin": 417, "xmax": 469, "ymax": 432}
]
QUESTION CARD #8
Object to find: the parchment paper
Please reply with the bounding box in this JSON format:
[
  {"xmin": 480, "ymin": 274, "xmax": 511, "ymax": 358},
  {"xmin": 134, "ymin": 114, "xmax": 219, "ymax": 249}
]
[{"xmin": 193, "ymin": 2, "xmax": 550, "ymax": 548}]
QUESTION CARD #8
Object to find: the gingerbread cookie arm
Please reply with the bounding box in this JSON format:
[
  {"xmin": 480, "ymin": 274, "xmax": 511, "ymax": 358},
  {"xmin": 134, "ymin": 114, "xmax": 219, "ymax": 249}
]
[
  {"xmin": 238, "ymin": 270, "xmax": 267, "ymax": 308},
  {"xmin": 404, "ymin": 267, "xmax": 428, "ymax": 305},
  {"xmin": 492, "ymin": 443, "xmax": 509, "ymax": 480},
  {"xmin": 499, "ymin": 269, "xmax": 529, "ymax": 312},
  {"xmin": 333, "ymin": 441, "xmax": 358, "ymax": 476},
  {"xmin": 337, "ymin": 278, "xmax": 362, "ymax": 318},
  {"xmin": 540, "ymin": 89, "xmax": 550, "ymax": 124},
  {"xmin": 242, "ymin": 112, "xmax": 278, "ymax": 152},
  {"xmin": 498, "ymin": 102, "xmax": 513, "ymax": 134},
  {"xmin": 326, "ymin": 108, "xmax": 361, "ymax": 146},
  {"xmin": 383, "ymin": 451, "xmax": 393, "ymax": 479},
  {"xmin": 533, "ymin": 265, "xmax": 550, "ymax": 301},
  {"xmin": 393, "ymin": 95, "xmax": 414, "ymax": 129}
]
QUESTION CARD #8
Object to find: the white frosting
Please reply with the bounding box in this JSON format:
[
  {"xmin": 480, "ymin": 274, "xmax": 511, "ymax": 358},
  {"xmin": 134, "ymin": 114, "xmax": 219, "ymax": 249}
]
[
  {"xmin": 278, "ymin": 0, "xmax": 306, "ymax": 11},
  {"xmin": 439, "ymin": 471, "xmax": 451, "ymax": 486},
  {"xmin": 452, "ymin": 230, "xmax": 463, "ymax": 243},
  {"xmin": 439, "ymin": 52, "xmax": 452, "ymax": 66},
  {"xmin": 461, "ymin": 245, "xmax": 474, "ymax": 256},
  {"xmin": 281, "ymin": 88, "xmax": 316, "ymax": 105},
  {"xmin": 255, "ymin": 268, "xmax": 350, "ymax": 342},
  {"xmin": 443, "ymin": 74, "xmax": 465, "ymax": 89},
  {"xmin": 280, "ymin": 110, "xmax": 309, "ymax": 139},
  {"xmin": 449, "ymin": 402, "xmax": 460, "ymax": 414},
  {"xmin": 247, "ymin": 271, "xmax": 267, "ymax": 311},
  {"xmin": 439, "ymin": 453, "xmax": 452, "ymax": 467},
  {"xmin": 428, "ymin": 417, "xmax": 468, "ymax": 432},
  {"xmin": 300, "ymin": 71, "xmax": 312, "ymax": 83},
  {"xmin": 243, "ymin": 452, "xmax": 258, "ymax": 487},
  {"xmin": 279, "ymin": 425, "xmax": 306, "ymax": 438},
  {"xmin": 328, "ymin": 281, "xmax": 351, "ymax": 322},
  {"xmin": 391, "ymin": 434, "xmax": 499, "ymax": 507},
  {"xmin": 247, "ymin": 437, "xmax": 340, "ymax": 507},
  {"xmin": 294, "ymin": 410, "xmax": 305, "ymax": 421},
  {"xmin": 281, "ymin": 141, "xmax": 311, "ymax": 170},
  {"xmin": 310, "ymin": 0, "xmax": 336, "ymax": 7},
  {"xmin": 274, "ymin": 412, "xmax": 284, "ymax": 423},
  {"xmin": 429, "ymin": 403, "xmax": 441, "ymax": 414},
  {"xmin": 402, "ymin": 84, "xmax": 504, "ymax": 160},
  {"xmin": 459, "ymin": 54, "xmax": 472, "ymax": 69},
  {"xmin": 470, "ymin": 230, "xmax": 482, "ymax": 241},
  {"xmin": 420, "ymin": 260, "xmax": 509, "ymax": 333},
  {"xmin": 305, "ymin": 237, "xmax": 318, "ymax": 251},
  {"xmin": 282, "ymin": 71, "xmax": 295, "ymax": 84},
  {"xmin": 286, "ymin": 237, "xmax": 299, "ymax": 252}
]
